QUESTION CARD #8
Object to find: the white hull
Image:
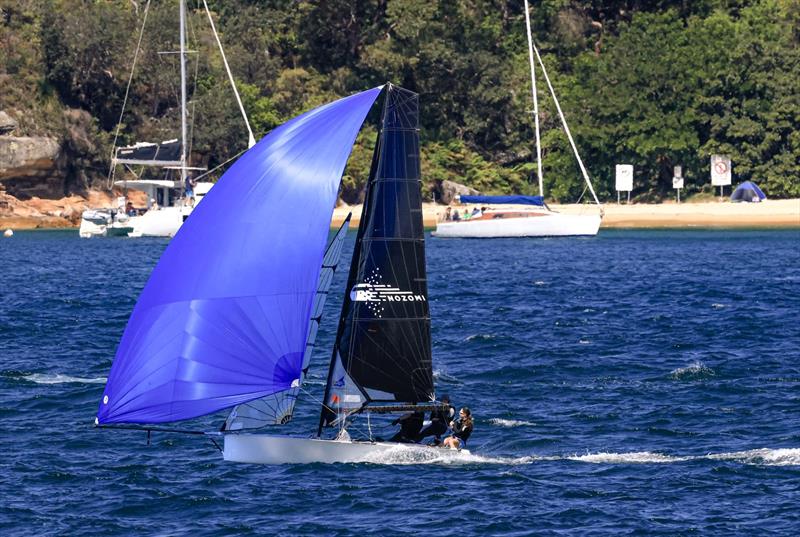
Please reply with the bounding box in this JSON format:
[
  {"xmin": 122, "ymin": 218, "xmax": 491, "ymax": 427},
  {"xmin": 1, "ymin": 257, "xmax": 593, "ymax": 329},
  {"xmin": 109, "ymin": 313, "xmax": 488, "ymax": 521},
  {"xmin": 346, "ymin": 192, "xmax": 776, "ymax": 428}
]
[
  {"xmin": 79, "ymin": 206, "xmax": 190, "ymax": 238},
  {"xmin": 433, "ymin": 211, "xmax": 601, "ymax": 238},
  {"xmin": 223, "ymin": 434, "xmax": 470, "ymax": 464}
]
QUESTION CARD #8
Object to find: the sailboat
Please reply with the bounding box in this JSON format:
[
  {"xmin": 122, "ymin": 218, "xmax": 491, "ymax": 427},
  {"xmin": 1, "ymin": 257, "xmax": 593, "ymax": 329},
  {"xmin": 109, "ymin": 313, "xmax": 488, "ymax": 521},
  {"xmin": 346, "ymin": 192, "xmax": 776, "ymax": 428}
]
[
  {"xmin": 79, "ymin": 0, "xmax": 254, "ymax": 238},
  {"xmin": 433, "ymin": 0, "xmax": 602, "ymax": 238},
  {"xmin": 96, "ymin": 84, "xmax": 466, "ymax": 464}
]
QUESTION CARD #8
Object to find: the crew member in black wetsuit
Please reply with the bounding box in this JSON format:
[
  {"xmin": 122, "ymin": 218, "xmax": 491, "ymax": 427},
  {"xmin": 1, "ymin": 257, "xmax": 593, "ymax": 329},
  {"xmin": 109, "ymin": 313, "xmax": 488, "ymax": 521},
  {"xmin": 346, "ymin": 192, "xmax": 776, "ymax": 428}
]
[
  {"xmin": 389, "ymin": 409, "xmax": 424, "ymax": 443},
  {"xmin": 416, "ymin": 395, "xmax": 455, "ymax": 445},
  {"xmin": 442, "ymin": 407, "xmax": 473, "ymax": 450}
]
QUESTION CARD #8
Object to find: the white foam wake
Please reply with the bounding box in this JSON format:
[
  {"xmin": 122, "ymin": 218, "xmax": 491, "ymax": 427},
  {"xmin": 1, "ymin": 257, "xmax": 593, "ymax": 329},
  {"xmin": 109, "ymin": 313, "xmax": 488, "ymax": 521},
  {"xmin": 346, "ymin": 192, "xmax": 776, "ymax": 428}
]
[
  {"xmin": 490, "ymin": 418, "xmax": 536, "ymax": 428},
  {"xmin": 361, "ymin": 444, "xmax": 538, "ymax": 466},
  {"xmin": 23, "ymin": 373, "xmax": 107, "ymax": 385},
  {"xmin": 359, "ymin": 447, "xmax": 800, "ymax": 467},
  {"xmin": 669, "ymin": 360, "xmax": 715, "ymax": 380},
  {"xmin": 566, "ymin": 448, "xmax": 800, "ymax": 466},
  {"xmin": 567, "ymin": 451, "xmax": 690, "ymax": 464},
  {"xmin": 464, "ymin": 334, "xmax": 496, "ymax": 342},
  {"xmin": 706, "ymin": 448, "xmax": 800, "ymax": 467}
]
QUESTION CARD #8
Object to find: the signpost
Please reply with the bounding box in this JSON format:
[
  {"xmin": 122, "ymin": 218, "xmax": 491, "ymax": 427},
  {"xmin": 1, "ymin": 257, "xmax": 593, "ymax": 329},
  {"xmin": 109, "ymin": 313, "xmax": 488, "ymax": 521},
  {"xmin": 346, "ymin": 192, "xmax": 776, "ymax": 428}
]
[
  {"xmin": 615, "ymin": 164, "xmax": 633, "ymax": 203},
  {"xmin": 710, "ymin": 155, "xmax": 731, "ymax": 197},
  {"xmin": 672, "ymin": 165, "xmax": 683, "ymax": 203}
]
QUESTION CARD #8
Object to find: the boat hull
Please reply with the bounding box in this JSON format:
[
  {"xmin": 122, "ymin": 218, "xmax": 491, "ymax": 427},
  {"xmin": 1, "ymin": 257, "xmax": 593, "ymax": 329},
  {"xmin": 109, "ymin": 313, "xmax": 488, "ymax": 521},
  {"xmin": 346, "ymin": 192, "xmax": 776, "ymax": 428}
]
[
  {"xmin": 79, "ymin": 206, "xmax": 189, "ymax": 238},
  {"xmin": 433, "ymin": 211, "xmax": 601, "ymax": 238},
  {"xmin": 223, "ymin": 434, "xmax": 469, "ymax": 464}
]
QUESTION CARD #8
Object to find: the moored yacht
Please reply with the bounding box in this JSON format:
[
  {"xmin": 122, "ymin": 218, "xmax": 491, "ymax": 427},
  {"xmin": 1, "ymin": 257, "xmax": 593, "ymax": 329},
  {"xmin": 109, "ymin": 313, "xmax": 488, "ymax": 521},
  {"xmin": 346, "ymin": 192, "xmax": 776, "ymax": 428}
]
[
  {"xmin": 434, "ymin": 0, "xmax": 602, "ymax": 239},
  {"xmin": 79, "ymin": 0, "xmax": 254, "ymax": 239},
  {"xmin": 434, "ymin": 195, "xmax": 601, "ymax": 238},
  {"xmin": 78, "ymin": 179, "xmax": 213, "ymax": 238}
]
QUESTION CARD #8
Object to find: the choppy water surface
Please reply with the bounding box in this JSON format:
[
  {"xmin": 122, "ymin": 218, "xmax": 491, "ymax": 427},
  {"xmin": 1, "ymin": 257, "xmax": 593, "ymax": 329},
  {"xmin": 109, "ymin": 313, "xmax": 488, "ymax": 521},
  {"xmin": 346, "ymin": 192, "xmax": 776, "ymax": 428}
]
[{"xmin": 1, "ymin": 228, "xmax": 799, "ymax": 535}]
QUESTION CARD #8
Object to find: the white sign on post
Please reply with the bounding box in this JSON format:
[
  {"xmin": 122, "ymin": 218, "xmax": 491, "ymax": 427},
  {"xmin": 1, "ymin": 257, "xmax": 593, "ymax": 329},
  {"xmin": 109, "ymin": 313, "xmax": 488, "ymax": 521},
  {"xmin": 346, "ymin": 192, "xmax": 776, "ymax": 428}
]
[
  {"xmin": 672, "ymin": 177, "xmax": 684, "ymax": 189},
  {"xmin": 710, "ymin": 155, "xmax": 731, "ymax": 186},
  {"xmin": 615, "ymin": 164, "xmax": 634, "ymax": 192}
]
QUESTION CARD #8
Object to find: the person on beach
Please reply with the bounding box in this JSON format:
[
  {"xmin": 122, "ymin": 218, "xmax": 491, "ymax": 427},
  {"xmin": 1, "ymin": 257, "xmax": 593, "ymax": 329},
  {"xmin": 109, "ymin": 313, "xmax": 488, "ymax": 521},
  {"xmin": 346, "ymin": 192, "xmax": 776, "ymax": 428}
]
[
  {"xmin": 389, "ymin": 409, "xmax": 425, "ymax": 443},
  {"xmin": 417, "ymin": 395, "xmax": 455, "ymax": 445},
  {"xmin": 442, "ymin": 407, "xmax": 473, "ymax": 450}
]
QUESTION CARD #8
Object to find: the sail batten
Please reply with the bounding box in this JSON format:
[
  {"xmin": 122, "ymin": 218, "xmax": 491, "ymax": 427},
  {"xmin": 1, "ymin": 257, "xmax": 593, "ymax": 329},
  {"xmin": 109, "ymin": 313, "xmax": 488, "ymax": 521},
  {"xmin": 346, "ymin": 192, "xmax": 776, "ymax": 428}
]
[
  {"xmin": 98, "ymin": 87, "xmax": 383, "ymax": 425},
  {"xmin": 224, "ymin": 215, "xmax": 353, "ymax": 430}
]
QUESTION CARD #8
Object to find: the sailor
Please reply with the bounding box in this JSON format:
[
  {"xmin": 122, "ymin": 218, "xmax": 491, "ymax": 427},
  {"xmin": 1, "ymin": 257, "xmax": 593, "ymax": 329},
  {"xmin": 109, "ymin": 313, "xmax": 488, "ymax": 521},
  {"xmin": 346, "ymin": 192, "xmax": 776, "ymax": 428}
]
[
  {"xmin": 442, "ymin": 407, "xmax": 473, "ymax": 450},
  {"xmin": 416, "ymin": 395, "xmax": 455, "ymax": 445},
  {"xmin": 389, "ymin": 409, "xmax": 425, "ymax": 443}
]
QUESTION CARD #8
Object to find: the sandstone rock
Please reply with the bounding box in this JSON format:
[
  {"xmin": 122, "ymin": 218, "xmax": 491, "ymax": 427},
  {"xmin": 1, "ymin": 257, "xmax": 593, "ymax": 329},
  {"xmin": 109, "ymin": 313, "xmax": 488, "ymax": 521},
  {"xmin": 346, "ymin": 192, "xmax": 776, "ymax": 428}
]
[
  {"xmin": 0, "ymin": 136, "xmax": 63, "ymax": 198},
  {"xmin": 0, "ymin": 111, "xmax": 17, "ymax": 135},
  {"xmin": 437, "ymin": 179, "xmax": 480, "ymax": 205}
]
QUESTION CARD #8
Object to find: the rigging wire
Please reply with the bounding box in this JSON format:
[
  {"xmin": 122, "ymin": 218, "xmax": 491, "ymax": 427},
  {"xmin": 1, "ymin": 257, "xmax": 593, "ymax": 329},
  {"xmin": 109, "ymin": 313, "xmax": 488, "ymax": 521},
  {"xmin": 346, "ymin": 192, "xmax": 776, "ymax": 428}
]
[
  {"xmin": 106, "ymin": 0, "xmax": 152, "ymax": 189},
  {"xmin": 186, "ymin": 0, "xmax": 200, "ymax": 165},
  {"xmin": 531, "ymin": 41, "xmax": 603, "ymax": 209},
  {"xmin": 191, "ymin": 148, "xmax": 247, "ymax": 182},
  {"xmin": 201, "ymin": 0, "xmax": 256, "ymax": 148}
]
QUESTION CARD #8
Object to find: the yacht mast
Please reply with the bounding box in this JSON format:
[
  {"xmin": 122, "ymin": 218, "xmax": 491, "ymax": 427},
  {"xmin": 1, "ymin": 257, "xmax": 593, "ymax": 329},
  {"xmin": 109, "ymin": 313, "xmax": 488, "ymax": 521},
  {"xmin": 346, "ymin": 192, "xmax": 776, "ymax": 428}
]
[
  {"xmin": 523, "ymin": 0, "xmax": 543, "ymax": 198},
  {"xmin": 179, "ymin": 0, "xmax": 188, "ymax": 186}
]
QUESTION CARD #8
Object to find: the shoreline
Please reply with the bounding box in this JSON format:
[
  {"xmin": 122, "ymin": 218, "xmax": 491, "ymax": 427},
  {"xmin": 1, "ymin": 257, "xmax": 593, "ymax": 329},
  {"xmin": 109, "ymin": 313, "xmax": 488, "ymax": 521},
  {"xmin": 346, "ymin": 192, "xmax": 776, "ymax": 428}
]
[
  {"xmin": 2, "ymin": 199, "xmax": 798, "ymax": 231},
  {"xmin": 334, "ymin": 199, "xmax": 800, "ymax": 230}
]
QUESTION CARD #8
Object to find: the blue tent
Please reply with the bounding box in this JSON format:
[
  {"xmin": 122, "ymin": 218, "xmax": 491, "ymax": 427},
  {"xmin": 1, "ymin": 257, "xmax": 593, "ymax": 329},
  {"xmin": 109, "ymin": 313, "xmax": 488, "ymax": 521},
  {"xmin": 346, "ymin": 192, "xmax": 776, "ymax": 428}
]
[{"xmin": 731, "ymin": 181, "xmax": 766, "ymax": 202}]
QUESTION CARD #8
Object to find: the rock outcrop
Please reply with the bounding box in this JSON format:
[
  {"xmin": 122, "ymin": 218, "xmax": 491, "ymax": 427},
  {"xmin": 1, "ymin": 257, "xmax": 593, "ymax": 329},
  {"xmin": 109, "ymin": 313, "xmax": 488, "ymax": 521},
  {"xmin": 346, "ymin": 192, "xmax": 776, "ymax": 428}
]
[
  {"xmin": 0, "ymin": 136, "xmax": 63, "ymax": 199},
  {"xmin": 0, "ymin": 108, "xmax": 107, "ymax": 200},
  {"xmin": 436, "ymin": 179, "xmax": 480, "ymax": 205},
  {"xmin": 0, "ymin": 111, "xmax": 17, "ymax": 135}
]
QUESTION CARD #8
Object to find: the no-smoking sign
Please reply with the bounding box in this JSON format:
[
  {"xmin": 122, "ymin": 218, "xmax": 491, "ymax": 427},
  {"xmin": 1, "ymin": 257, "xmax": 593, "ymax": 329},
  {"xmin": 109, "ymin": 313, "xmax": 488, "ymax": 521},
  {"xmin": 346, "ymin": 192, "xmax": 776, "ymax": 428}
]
[{"xmin": 711, "ymin": 155, "xmax": 732, "ymax": 186}]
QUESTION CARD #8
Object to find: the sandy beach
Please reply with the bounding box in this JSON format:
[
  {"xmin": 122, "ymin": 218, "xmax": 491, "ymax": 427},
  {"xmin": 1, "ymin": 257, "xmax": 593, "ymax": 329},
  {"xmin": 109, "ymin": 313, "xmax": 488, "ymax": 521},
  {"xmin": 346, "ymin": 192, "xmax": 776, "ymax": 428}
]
[
  {"xmin": 1, "ymin": 195, "xmax": 797, "ymax": 231},
  {"xmin": 333, "ymin": 199, "xmax": 800, "ymax": 229}
]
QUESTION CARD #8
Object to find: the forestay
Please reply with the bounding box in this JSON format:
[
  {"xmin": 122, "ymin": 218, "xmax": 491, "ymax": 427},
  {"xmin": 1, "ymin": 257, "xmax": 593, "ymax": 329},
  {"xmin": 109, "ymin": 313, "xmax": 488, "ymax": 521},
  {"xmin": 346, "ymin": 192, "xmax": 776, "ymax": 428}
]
[
  {"xmin": 97, "ymin": 87, "xmax": 383, "ymax": 424},
  {"xmin": 319, "ymin": 86, "xmax": 433, "ymax": 432}
]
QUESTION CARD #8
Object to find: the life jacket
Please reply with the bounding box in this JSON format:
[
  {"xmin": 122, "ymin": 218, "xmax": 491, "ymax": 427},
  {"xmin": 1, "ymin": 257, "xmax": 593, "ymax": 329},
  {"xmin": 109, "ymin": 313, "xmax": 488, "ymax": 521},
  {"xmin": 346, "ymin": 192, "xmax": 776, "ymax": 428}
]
[{"xmin": 431, "ymin": 403, "xmax": 455, "ymax": 425}]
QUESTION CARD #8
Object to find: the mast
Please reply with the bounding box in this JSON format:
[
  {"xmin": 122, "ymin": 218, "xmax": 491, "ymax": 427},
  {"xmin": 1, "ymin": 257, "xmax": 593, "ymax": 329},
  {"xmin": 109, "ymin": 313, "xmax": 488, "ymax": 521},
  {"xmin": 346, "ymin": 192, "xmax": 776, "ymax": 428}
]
[
  {"xmin": 179, "ymin": 0, "xmax": 188, "ymax": 186},
  {"xmin": 523, "ymin": 0, "xmax": 543, "ymax": 198},
  {"xmin": 317, "ymin": 84, "xmax": 433, "ymax": 436}
]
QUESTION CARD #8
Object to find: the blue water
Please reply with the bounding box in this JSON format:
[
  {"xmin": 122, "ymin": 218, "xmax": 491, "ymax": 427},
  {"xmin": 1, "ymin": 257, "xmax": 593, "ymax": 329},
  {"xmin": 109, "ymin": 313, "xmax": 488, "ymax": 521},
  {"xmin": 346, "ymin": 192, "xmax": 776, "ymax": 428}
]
[{"xmin": 1, "ymin": 229, "xmax": 799, "ymax": 535}]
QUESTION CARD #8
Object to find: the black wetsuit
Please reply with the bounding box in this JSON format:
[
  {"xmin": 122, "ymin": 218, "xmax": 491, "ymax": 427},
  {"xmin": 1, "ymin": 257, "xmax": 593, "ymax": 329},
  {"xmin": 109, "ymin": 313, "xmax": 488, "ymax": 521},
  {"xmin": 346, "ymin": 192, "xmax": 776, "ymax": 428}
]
[
  {"xmin": 389, "ymin": 411, "xmax": 424, "ymax": 443},
  {"xmin": 451, "ymin": 418, "xmax": 473, "ymax": 446},
  {"xmin": 416, "ymin": 404, "xmax": 455, "ymax": 443}
]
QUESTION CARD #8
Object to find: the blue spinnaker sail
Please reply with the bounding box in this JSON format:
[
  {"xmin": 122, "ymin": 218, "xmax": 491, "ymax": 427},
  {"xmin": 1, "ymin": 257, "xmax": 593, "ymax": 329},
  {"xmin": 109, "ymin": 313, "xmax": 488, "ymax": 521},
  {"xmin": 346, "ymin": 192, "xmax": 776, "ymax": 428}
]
[
  {"xmin": 97, "ymin": 87, "xmax": 383, "ymax": 424},
  {"xmin": 459, "ymin": 195, "xmax": 544, "ymax": 206}
]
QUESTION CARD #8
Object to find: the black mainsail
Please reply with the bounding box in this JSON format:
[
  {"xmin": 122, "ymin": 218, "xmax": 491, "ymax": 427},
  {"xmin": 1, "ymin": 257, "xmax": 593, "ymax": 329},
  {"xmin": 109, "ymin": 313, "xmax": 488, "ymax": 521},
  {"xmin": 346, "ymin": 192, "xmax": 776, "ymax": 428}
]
[{"xmin": 318, "ymin": 84, "xmax": 433, "ymax": 434}]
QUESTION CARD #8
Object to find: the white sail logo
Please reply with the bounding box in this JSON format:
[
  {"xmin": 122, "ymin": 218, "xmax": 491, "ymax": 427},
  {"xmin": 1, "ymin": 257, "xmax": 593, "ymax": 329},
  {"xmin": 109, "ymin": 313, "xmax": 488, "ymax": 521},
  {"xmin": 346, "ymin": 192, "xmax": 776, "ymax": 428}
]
[
  {"xmin": 350, "ymin": 283, "xmax": 427, "ymax": 303},
  {"xmin": 349, "ymin": 268, "xmax": 425, "ymax": 318}
]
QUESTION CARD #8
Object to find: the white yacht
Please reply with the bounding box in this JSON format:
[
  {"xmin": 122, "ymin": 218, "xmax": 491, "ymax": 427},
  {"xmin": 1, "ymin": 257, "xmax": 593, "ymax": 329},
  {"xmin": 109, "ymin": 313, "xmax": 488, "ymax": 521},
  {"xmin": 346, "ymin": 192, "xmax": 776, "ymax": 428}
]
[
  {"xmin": 434, "ymin": 0, "xmax": 602, "ymax": 239},
  {"xmin": 79, "ymin": 179, "xmax": 213, "ymax": 238},
  {"xmin": 79, "ymin": 0, "xmax": 254, "ymax": 239}
]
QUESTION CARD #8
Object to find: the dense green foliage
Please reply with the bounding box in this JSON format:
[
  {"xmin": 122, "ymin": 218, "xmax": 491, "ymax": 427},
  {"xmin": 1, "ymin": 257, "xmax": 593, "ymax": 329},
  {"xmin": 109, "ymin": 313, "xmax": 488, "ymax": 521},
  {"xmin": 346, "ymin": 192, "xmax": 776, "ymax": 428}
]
[{"xmin": 0, "ymin": 0, "xmax": 797, "ymax": 200}]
